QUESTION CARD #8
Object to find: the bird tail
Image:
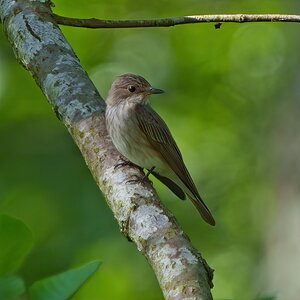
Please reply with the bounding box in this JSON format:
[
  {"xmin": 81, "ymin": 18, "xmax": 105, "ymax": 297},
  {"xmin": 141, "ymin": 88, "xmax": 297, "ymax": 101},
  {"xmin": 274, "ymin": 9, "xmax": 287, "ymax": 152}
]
[
  {"xmin": 151, "ymin": 169, "xmax": 215, "ymax": 226},
  {"xmin": 188, "ymin": 195, "xmax": 216, "ymax": 226},
  {"xmin": 152, "ymin": 171, "xmax": 186, "ymax": 200}
]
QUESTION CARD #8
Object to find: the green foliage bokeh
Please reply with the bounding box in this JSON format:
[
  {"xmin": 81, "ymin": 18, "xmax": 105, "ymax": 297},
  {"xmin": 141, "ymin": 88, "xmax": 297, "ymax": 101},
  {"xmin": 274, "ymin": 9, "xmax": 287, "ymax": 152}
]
[{"xmin": 1, "ymin": 0, "xmax": 300, "ymax": 299}]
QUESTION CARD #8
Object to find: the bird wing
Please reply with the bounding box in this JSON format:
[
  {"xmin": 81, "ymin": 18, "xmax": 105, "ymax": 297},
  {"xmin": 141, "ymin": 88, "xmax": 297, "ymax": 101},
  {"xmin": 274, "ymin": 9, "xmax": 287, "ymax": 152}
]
[{"xmin": 135, "ymin": 104, "xmax": 215, "ymax": 226}]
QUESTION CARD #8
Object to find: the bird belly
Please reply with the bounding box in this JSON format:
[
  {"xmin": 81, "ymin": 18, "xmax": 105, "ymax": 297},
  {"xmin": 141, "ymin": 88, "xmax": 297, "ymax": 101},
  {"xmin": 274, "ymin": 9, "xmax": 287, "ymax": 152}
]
[
  {"xmin": 114, "ymin": 133, "xmax": 161, "ymax": 170},
  {"xmin": 106, "ymin": 104, "xmax": 165, "ymax": 170},
  {"xmin": 106, "ymin": 103, "xmax": 195, "ymax": 200}
]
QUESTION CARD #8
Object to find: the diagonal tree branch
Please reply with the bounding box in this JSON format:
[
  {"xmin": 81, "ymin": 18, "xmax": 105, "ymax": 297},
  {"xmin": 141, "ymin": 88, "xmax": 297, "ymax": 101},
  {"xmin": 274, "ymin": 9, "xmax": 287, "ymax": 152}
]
[
  {"xmin": 52, "ymin": 13, "xmax": 300, "ymax": 29},
  {"xmin": 0, "ymin": 0, "xmax": 214, "ymax": 299}
]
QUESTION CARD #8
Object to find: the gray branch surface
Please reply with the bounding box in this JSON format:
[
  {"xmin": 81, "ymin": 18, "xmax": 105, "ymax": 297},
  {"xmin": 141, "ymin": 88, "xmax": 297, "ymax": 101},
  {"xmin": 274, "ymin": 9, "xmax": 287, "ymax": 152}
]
[
  {"xmin": 0, "ymin": 0, "xmax": 214, "ymax": 299},
  {"xmin": 53, "ymin": 13, "xmax": 300, "ymax": 29}
]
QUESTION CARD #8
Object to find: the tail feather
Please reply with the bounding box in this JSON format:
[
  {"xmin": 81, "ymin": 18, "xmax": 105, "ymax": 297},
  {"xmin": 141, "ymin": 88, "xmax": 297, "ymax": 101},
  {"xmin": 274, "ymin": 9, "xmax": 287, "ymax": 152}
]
[
  {"xmin": 152, "ymin": 171, "xmax": 186, "ymax": 200},
  {"xmin": 189, "ymin": 196, "xmax": 216, "ymax": 226},
  {"xmin": 150, "ymin": 170, "xmax": 215, "ymax": 226}
]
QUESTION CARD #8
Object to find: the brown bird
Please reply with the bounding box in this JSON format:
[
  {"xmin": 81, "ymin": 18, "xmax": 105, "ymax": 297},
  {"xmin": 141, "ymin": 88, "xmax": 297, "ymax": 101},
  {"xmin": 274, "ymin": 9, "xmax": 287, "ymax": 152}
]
[{"xmin": 105, "ymin": 74, "xmax": 215, "ymax": 226}]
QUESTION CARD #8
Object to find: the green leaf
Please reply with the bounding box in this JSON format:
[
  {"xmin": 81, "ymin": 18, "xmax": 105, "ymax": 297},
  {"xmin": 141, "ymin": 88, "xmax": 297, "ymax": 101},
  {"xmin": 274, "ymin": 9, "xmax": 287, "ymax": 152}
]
[
  {"xmin": 0, "ymin": 214, "xmax": 33, "ymax": 276},
  {"xmin": 0, "ymin": 275, "xmax": 25, "ymax": 300},
  {"xmin": 29, "ymin": 260, "xmax": 101, "ymax": 300}
]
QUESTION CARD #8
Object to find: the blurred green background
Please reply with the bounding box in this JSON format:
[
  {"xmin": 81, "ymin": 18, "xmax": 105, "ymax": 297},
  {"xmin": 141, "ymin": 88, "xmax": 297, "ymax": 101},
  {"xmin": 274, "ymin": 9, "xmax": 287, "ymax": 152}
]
[{"xmin": 1, "ymin": 0, "xmax": 300, "ymax": 299}]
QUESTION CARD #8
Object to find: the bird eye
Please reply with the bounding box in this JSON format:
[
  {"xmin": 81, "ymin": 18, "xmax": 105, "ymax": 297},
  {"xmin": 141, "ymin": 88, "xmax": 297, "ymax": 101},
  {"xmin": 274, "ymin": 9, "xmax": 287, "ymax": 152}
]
[{"xmin": 128, "ymin": 85, "xmax": 136, "ymax": 93}]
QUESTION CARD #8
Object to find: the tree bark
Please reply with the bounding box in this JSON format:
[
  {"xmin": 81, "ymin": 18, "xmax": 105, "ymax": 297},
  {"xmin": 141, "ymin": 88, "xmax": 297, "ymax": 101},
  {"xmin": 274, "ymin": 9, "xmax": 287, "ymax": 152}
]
[{"xmin": 0, "ymin": 1, "xmax": 213, "ymax": 299}]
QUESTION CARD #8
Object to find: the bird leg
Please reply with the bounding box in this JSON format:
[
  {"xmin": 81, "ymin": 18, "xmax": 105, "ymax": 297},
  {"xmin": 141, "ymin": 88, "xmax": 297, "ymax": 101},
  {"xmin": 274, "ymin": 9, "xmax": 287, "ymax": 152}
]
[
  {"xmin": 144, "ymin": 166, "xmax": 156, "ymax": 179},
  {"xmin": 126, "ymin": 166, "xmax": 155, "ymax": 185}
]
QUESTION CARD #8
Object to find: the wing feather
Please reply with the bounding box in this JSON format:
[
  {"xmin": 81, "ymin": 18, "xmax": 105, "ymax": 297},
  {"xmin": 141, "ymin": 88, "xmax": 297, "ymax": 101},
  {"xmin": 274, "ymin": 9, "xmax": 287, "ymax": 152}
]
[{"xmin": 135, "ymin": 104, "xmax": 215, "ymax": 226}]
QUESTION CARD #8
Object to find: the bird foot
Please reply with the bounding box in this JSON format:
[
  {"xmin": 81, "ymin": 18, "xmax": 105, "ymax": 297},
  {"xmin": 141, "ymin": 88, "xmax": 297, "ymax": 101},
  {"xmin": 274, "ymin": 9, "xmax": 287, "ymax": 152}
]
[
  {"xmin": 114, "ymin": 160, "xmax": 135, "ymax": 170},
  {"xmin": 126, "ymin": 174, "xmax": 153, "ymax": 185}
]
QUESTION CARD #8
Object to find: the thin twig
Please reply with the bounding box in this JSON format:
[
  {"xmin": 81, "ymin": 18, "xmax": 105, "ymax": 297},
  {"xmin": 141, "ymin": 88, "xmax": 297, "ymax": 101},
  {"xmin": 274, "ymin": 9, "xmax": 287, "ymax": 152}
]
[{"xmin": 53, "ymin": 13, "xmax": 300, "ymax": 29}]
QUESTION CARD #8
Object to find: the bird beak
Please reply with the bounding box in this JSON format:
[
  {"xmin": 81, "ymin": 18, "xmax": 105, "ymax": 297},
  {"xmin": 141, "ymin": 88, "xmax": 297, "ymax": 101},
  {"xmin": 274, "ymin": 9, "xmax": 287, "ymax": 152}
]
[{"xmin": 149, "ymin": 87, "xmax": 164, "ymax": 94}]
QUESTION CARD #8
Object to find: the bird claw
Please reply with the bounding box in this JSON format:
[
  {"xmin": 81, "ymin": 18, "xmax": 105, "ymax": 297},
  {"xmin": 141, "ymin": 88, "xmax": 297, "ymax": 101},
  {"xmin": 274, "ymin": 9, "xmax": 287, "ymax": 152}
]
[
  {"xmin": 126, "ymin": 176, "xmax": 140, "ymax": 184},
  {"xmin": 126, "ymin": 174, "xmax": 153, "ymax": 185},
  {"xmin": 126, "ymin": 175, "xmax": 143, "ymax": 184},
  {"xmin": 114, "ymin": 160, "xmax": 134, "ymax": 170}
]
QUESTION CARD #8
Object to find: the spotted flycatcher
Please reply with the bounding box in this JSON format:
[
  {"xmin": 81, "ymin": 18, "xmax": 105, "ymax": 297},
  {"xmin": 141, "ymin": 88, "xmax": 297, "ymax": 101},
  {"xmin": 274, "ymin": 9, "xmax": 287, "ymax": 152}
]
[{"xmin": 105, "ymin": 74, "xmax": 215, "ymax": 226}]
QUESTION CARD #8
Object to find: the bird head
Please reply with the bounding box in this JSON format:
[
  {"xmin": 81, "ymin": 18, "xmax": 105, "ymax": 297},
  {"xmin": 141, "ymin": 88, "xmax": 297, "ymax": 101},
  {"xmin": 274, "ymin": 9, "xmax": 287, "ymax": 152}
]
[{"xmin": 106, "ymin": 73, "xmax": 164, "ymax": 105}]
